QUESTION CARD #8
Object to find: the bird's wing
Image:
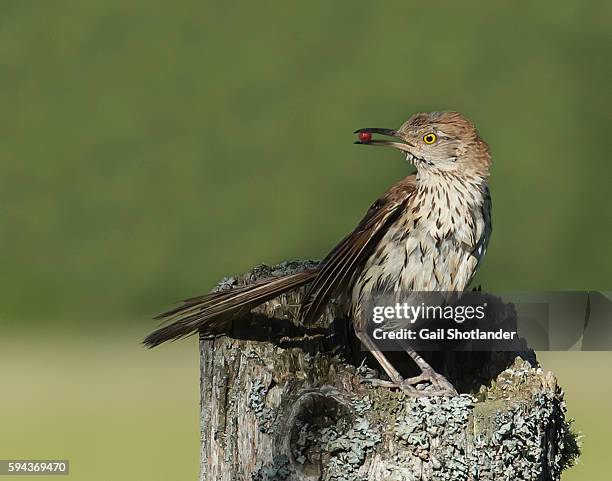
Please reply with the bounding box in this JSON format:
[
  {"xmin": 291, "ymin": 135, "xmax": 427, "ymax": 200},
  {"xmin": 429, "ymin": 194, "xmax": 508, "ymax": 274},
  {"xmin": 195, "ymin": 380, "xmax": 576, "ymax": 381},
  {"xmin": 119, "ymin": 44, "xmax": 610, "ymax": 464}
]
[{"xmin": 300, "ymin": 177, "xmax": 416, "ymax": 325}]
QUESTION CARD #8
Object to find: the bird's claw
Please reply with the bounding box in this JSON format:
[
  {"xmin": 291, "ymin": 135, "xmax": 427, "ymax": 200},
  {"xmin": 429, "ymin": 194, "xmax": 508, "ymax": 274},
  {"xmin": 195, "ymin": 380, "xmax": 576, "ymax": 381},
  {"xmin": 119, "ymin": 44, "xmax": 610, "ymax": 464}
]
[
  {"xmin": 400, "ymin": 369, "xmax": 458, "ymax": 397},
  {"xmin": 361, "ymin": 371, "xmax": 457, "ymax": 397}
]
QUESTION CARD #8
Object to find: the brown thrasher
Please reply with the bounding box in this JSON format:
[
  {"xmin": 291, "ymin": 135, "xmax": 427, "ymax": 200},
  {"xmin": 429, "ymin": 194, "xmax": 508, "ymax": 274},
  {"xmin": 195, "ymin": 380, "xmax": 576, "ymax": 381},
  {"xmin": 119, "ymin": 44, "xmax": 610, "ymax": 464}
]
[{"xmin": 145, "ymin": 111, "xmax": 492, "ymax": 397}]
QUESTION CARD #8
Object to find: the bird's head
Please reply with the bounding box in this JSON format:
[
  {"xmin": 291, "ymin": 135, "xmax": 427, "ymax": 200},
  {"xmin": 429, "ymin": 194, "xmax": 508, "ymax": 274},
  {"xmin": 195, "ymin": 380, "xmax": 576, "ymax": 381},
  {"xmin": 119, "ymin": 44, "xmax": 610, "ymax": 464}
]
[{"xmin": 355, "ymin": 111, "xmax": 491, "ymax": 180}]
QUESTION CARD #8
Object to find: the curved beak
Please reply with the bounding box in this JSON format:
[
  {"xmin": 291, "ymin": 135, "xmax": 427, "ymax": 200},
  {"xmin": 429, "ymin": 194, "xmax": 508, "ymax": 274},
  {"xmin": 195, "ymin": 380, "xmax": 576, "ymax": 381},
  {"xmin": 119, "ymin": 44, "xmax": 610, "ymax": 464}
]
[{"xmin": 354, "ymin": 128, "xmax": 415, "ymax": 153}]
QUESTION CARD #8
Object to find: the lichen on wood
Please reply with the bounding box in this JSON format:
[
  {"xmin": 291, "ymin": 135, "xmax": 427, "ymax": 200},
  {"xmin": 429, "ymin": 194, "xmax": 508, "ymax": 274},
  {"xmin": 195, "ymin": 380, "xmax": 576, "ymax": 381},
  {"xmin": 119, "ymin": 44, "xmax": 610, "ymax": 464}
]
[{"xmin": 198, "ymin": 261, "xmax": 579, "ymax": 481}]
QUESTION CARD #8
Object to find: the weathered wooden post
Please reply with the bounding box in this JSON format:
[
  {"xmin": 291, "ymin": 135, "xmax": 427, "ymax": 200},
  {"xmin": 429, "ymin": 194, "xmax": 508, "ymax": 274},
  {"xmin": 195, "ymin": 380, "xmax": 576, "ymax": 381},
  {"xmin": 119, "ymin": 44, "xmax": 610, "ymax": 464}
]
[{"xmin": 198, "ymin": 262, "xmax": 579, "ymax": 481}]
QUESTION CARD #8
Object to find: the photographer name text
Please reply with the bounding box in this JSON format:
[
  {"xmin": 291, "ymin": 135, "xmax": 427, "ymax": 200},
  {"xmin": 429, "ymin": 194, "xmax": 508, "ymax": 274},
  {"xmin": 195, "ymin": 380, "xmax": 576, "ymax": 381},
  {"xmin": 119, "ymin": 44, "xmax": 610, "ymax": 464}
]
[{"xmin": 371, "ymin": 328, "xmax": 517, "ymax": 341}]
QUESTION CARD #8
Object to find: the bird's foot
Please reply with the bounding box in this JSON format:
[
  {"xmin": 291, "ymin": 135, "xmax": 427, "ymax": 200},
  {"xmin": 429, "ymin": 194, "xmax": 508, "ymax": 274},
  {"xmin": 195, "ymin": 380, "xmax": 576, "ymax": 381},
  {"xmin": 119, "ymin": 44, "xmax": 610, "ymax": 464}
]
[
  {"xmin": 363, "ymin": 370, "xmax": 457, "ymax": 397},
  {"xmin": 400, "ymin": 369, "xmax": 458, "ymax": 397}
]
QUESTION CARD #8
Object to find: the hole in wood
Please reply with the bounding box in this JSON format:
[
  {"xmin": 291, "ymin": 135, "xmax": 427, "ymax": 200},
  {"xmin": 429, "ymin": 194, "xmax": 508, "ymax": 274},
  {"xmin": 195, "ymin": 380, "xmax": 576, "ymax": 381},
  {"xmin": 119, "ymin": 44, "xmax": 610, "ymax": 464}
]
[{"xmin": 288, "ymin": 391, "xmax": 353, "ymax": 479}]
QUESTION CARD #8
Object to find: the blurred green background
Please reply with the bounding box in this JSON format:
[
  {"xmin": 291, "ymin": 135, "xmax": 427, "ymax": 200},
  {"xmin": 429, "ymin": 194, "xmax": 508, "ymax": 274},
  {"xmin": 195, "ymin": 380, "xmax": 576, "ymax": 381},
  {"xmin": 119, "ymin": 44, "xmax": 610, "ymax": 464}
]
[{"xmin": 1, "ymin": 1, "xmax": 610, "ymax": 479}]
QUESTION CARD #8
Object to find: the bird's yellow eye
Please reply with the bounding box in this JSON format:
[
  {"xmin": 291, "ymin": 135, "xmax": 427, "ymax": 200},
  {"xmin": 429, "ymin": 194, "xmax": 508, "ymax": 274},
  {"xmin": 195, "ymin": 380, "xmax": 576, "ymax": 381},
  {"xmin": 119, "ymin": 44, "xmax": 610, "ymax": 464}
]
[{"xmin": 423, "ymin": 133, "xmax": 437, "ymax": 144}]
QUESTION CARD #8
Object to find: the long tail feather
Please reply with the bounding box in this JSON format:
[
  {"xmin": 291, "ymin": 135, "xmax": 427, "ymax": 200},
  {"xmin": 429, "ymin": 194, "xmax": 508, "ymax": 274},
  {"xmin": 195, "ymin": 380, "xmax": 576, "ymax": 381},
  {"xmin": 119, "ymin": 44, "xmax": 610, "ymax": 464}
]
[{"xmin": 143, "ymin": 269, "xmax": 318, "ymax": 347}]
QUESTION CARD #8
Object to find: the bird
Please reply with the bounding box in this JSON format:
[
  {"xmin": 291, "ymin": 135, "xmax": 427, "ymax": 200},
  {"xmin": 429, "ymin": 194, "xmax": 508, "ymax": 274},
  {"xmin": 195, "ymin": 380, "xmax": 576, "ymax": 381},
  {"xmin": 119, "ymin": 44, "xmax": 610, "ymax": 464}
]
[{"xmin": 144, "ymin": 111, "xmax": 492, "ymax": 397}]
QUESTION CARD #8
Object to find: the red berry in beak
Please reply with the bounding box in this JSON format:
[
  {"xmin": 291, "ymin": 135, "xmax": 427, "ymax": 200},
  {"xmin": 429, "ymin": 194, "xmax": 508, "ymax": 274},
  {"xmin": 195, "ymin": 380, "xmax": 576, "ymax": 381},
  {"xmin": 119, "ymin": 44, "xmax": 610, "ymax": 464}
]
[{"xmin": 358, "ymin": 131, "xmax": 372, "ymax": 143}]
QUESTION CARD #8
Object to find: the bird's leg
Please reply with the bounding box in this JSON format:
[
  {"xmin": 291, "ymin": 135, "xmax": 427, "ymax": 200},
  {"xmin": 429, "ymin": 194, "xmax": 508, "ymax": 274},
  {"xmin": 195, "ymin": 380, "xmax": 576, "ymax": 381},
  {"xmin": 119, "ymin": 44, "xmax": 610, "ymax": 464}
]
[
  {"xmin": 399, "ymin": 341, "xmax": 457, "ymax": 396},
  {"xmin": 354, "ymin": 331, "xmax": 425, "ymax": 395},
  {"xmin": 354, "ymin": 331, "xmax": 403, "ymax": 384}
]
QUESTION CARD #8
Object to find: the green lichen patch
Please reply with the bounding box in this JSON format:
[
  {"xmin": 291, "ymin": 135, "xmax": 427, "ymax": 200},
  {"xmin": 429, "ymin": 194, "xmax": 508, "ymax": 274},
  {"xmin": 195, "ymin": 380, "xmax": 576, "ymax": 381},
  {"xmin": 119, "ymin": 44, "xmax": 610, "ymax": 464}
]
[
  {"xmin": 251, "ymin": 455, "xmax": 293, "ymax": 481},
  {"xmin": 290, "ymin": 394, "xmax": 381, "ymax": 481},
  {"xmin": 559, "ymin": 419, "xmax": 581, "ymax": 472},
  {"xmin": 248, "ymin": 378, "xmax": 275, "ymax": 433},
  {"xmin": 468, "ymin": 359, "xmax": 580, "ymax": 481}
]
